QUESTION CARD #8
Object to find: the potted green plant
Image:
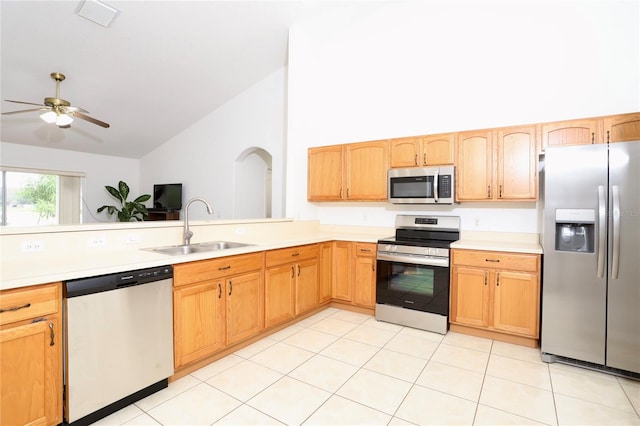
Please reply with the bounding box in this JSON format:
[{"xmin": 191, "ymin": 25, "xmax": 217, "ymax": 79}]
[{"xmin": 97, "ymin": 181, "xmax": 151, "ymax": 222}]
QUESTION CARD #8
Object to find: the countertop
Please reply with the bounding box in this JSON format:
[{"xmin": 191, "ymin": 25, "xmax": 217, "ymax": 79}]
[
  {"xmin": 451, "ymin": 230, "xmax": 543, "ymax": 254},
  {"xmin": 1, "ymin": 221, "xmax": 542, "ymax": 291}
]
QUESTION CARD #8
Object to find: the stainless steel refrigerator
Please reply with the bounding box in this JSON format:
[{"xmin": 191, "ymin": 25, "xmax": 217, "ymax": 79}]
[{"xmin": 541, "ymin": 141, "xmax": 640, "ymax": 375}]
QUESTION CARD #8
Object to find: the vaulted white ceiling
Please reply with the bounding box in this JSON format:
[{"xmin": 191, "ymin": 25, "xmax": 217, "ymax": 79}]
[{"xmin": 1, "ymin": 0, "xmax": 387, "ymax": 159}]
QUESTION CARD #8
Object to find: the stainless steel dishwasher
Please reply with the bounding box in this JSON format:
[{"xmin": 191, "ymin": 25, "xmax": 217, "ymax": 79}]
[{"xmin": 64, "ymin": 265, "xmax": 174, "ymax": 425}]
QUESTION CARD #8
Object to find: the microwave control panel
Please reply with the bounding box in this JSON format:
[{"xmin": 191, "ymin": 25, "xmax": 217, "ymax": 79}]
[{"xmin": 439, "ymin": 175, "xmax": 452, "ymax": 197}]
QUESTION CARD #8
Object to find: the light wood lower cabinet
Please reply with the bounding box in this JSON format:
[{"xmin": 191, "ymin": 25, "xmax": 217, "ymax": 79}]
[
  {"xmin": 331, "ymin": 241, "xmax": 377, "ymax": 310},
  {"xmin": 318, "ymin": 242, "xmax": 333, "ymax": 304},
  {"xmin": 353, "ymin": 243, "xmax": 377, "ymax": 309},
  {"xmin": 450, "ymin": 249, "xmax": 541, "ymax": 347},
  {"xmin": 173, "ymin": 252, "xmax": 264, "ymax": 369},
  {"xmin": 265, "ymin": 244, "xmax": 319, "ymax": 328},
  {"xmin": 0, "ymin": 282, "xmax": 63, "ymax": 426}
]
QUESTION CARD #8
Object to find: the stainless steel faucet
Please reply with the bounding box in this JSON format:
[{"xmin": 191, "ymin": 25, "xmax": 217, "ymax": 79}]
[{"xmin": 183, "ymin": 197, "xmax": 214, "ymax": 246}]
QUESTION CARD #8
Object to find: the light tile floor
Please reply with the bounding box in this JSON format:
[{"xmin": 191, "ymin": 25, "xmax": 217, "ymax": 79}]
[{"xmin": 94, "ymin": 307, "xmax": 640, "ymax": 426}]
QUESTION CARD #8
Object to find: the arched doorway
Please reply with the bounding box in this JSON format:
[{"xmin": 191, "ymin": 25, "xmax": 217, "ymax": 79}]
[{"xmin": 234, "ymin": 147, "xmax": 272, "ymax": 219}]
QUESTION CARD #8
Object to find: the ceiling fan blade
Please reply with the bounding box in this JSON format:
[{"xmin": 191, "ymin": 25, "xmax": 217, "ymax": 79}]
[
  {"xmin": 73, "ymin": 111, "xmax": 110, "ymax": 128},
  {"xmin": 4, "ymin": 99, "xmax": 46, "ymax": 107},
  {"xmin": 61, "ymin": 105, "xmax": 89, "ymax": 114},
  {"xmin": 1, "ymin": 107, "xmax": 48, "ymax": 115}
]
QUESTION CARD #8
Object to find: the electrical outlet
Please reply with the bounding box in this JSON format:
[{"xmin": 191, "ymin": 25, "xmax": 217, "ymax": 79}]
[
  {"xmin": 126, "ymin": 234, "xmax": 141, "ymax": 243},
  {"xmin": 88, "ymin": 237, "xmax": 107, "ymax": 247},
  {"xmin": 21, "ymin": 240, "xmax": 44, "ymax": 252}
]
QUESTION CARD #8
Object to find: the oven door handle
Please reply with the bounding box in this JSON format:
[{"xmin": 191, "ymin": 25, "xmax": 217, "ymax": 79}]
[{"xmin": 377, "ymin": 252, "xmax": 449, "ymax": 268}]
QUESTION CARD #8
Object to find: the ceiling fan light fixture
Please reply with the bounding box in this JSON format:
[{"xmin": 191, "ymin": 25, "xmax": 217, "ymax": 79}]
[
  {"xmin": 40, "ymin": 111, "xmax": 57, "ymax": 124},
  {"xmin": 56, "ymin": 114, "xmax": 74, "ymax": 127}
]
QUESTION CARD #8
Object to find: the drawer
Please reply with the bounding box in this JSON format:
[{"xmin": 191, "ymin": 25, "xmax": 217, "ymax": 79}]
[
  {"xmin": 452, "ymin": 249, "xmax": 539, "ymax": 272},
  {"xmin": 174, "ymin": 252, "xmax": 264, "ymax": 286},
  {"xmin": 0, "ymin": 282, "xmax": 61, "ymax": 326},
  {"xmin": 354, "ymin": 242, "xmax": 376, "ymax": 257},
  {"xmin": 265, "ymin": 244, "xmax": 319, "ymax": 267}
]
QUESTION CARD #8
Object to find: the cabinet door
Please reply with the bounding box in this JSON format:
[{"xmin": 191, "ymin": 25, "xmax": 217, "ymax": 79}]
[
  {"xmin": 603, "ymin": 112, "xmax": 640, "ymax": 143},
  {"xmin": 295, "ymin": 259, "xmax": 319, "ymax": 315},
  {"xmin": 389, "ymin": 137, "xmax": 421, "ymax": 168},
  {"xmin": 264, "ymin": 264, "xmax": 295, "ymax": 328},
  {"xmin": 308, "ymin": 146, "xmax": 343, "ymax": 200},
  {"xmin": 541, "ymin": 119, "xmax": 599, "ymax": 148},
  {"xmin": 493, "ymin": 271, "xmax": 539, "ymax": 337},
  {"xmin": 332, "ymin": 241, "xmax": 353, "ymax": 301},
  {"xmin": 318, "ymin": 242, "xmax": 333, "ymax": 303},
  {"xmin": 353, "ymin": 249, "xmax": 376, "ymax": 308},
  {"xmin": 422, "ymin": 133, "xmax": 455, "ymax": 165},
  {"xmin": 456, "ymin": 131, "xmax": 494, "ymax": 200},
  {"xmin": 173, "ymin": 282, "xmax": 225, "ymax": 368},
  {"xmin": 450, "ymin": 266, "xmax": 490, "ymax": 328},
  {"xmin": 1, "ymin": 318, "xmax": 62, "ymax": 426},
  {"xmin": 226, "ymin": 272, "xmax": 264, "ymax": 345},
  {"xmin": 497, "ymin": 126, "xmax": 538, "ymax": 200},
  {"xmin": 345, "ymin": 140, "xmax": 389, "ymax": 200}
]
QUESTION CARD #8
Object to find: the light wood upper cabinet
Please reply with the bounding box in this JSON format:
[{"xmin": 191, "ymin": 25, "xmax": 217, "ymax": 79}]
[
  {"xmin": 456, "ymin": 130, "xmax": 494, "ymax": 201},
  {"xmin": 450, "ymin": 249, "xmax": 541, "ymax": 344},
  {"xmin": 603, "ymin": 112, "xmax": 640, "ymax": 143},
  {"xmin": 344, "ymin": 140, "xmax": 389, "ymax": 200},
  {"xmin": 308, "ymin": 145, "xmax": 343, "ymax": 200},
  {"xmin": 390, "ymin": 134, "xmax": 454, "ymax": 168},
  {"xmin": 496, "ymin": 126, "xmax": 538, "ymax": 200},
  {"xmin": 0, "ymin": 282, "xmax": 63, "ymax": 426},
  {"xmin": 457, "ymin": 127, "xmax": 537, "ymax": 201},
  {"xmin": 308, "ymin": 140, "xmax": 388, "ymax": 201},
  {"xmin": 541, "ymin": 118, "xmax": 599, "ymax": 149}
]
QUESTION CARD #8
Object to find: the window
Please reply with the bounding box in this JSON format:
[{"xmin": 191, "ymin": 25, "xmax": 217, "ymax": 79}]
[{"xmin": 0, "ymin": 167, "xmax": 83, "ymax": 226}]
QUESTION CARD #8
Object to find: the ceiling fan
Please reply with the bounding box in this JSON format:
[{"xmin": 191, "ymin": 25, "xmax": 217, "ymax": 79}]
[{"xmin": 2, "ymin": 72, "xmax": 110, "ymax": 129}]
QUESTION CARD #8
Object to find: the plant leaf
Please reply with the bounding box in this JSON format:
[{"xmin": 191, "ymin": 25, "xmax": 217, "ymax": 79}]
[
  {"xmin": 133, "ymin": 194, "xmax": 151, "ymax": 203},
  {"xmin": 118, "ymin": 181, "xmax": 130, "ymax": 201},
  {"xmin": 105, "ymin": 185, "xmax": 123, "ymax": 204}
]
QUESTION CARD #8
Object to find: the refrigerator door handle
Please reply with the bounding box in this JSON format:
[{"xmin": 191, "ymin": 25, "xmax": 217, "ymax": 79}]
[
  {"xmin": 611, "ymin": 185, "xmax": 620, "ymax": 279},
  {"xmin": 597, "ymin": 185, "xmax": 606, "ymax": 278}
]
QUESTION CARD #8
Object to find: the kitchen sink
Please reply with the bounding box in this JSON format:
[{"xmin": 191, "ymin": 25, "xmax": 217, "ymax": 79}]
[{"xmin": 145, "ymin": 241, "xmax": 253, "ymax": 256}]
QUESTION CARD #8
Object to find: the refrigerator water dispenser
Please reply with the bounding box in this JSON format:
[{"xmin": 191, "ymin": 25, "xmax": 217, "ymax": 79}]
[{"xmin": 555, "ymin": 209, "xmax": 595, "ymax": 253}]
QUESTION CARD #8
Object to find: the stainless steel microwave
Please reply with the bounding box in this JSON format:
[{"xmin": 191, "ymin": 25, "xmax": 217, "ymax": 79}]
[{"xmin": 388, "ymin": 166, "xmax": 455, "ymax": 204}]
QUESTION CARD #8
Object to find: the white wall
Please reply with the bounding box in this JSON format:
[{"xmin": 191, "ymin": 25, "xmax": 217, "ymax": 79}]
[
  {"xmin": 0, "ymin": 142, "xmax": 140, "ymax": 223},
  {"xmin": 140, "ymin": 68, "xmax": 286, "ymax": 221},
  {"xmin": 286, "ymin": 0, "xmax": 640, "ymax": 232}
]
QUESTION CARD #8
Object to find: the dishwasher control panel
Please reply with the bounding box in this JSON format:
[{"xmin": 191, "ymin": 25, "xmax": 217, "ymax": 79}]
[{"xmin": 65, "ymin": 265, "xmax": 173, "ymax": 298}]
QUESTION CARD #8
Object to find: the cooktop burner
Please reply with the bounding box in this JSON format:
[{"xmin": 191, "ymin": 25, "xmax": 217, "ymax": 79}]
[{"xmin": 378, "ymin": 215, "xmax": 461, "ymax": 248}]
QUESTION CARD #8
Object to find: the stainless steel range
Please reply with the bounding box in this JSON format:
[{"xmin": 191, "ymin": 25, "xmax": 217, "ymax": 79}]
[{"xmin": 376, "ymin": 215, "xmax": 460, "ymax": 334}]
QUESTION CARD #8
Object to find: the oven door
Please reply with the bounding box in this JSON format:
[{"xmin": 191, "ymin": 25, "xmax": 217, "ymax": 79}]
[{"xmin": 376, "ymin": 255, "xmax": 450, "ymax": 315}]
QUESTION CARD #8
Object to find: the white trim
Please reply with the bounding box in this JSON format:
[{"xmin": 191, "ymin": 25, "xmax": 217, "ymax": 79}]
[{"xmin": 0, "ymin": 165, "xmax": 86, "ymax": 177}]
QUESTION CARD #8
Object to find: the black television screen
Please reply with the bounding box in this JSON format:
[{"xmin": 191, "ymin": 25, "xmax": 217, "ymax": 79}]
[{"xmin": 153, "ymin": 183, "xmax": 182, "ymax": 211}]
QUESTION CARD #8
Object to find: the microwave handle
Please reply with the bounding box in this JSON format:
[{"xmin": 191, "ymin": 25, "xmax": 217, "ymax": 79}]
[{"xmin": 433, "ymin": 169, "xmax": 439, "ymax": 203}]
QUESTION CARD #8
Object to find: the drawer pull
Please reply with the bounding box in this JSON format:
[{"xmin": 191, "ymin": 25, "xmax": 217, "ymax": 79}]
[
  {"xmin": 49, "ymin": 323, "xmax": 55, "ymax": 346},
  {"xmin": 291, "ymin": 252, "xmax": 300, "ymax": 257},
  {"xmin": 218, "ymin": 265, "xmax": 231, "ymax": 271},
  {"xmin": 485, "ymin": 259, "xmax": 500, "ymax": 263},
  {"xmin": 360, "ymin": 248, "xmax": 372, "ymax": 252},
  {"xmin": 0, "ymin": 302, "xmax": 31, "ymax": 314}
]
